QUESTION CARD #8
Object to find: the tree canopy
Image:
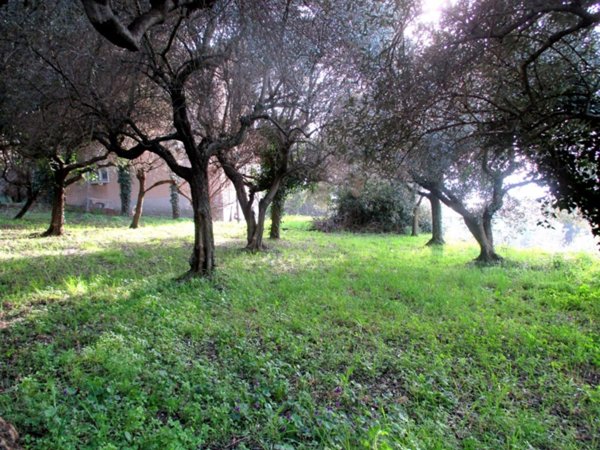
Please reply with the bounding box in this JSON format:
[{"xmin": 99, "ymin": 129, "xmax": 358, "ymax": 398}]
[{"xmin": 0, "ymin": 0, "xmax": 598, "ymax": 272}]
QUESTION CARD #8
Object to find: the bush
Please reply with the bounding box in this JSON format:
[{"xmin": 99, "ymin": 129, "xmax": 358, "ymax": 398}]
[{"xmin": 313, "ymin": 180, "xmax": 418, "ymax": 233}]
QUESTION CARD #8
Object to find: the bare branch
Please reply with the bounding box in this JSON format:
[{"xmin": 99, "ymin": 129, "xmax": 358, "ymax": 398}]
[{"xmin": 145, "ymin": 178, "xmax": 174, "ymax": 194}]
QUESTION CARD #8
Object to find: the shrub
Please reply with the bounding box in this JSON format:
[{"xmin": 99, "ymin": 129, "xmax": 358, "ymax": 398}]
[{"xmin": 313, "ymin": 180, "xmax": 418, "ymax": 233}]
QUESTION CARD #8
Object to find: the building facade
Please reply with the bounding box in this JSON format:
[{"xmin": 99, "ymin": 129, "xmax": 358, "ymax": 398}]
[{"xmin": 66, "ymin": 164, "xmax": 241, "ymax": 221}]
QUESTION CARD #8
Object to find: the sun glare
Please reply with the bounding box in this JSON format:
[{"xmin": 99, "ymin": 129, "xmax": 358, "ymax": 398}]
[
  {"xmin": 419, "ymin": 0, "xmax": 454, "ymax": 23},
  {"xmin": 406, "ymin": 0, "xmax": 455, "ymax": 40}
]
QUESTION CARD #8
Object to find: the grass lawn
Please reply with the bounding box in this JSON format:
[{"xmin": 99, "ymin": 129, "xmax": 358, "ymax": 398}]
[{"xmin": 0, "ymin": 211, "xmax": 599, "ymax": 449}]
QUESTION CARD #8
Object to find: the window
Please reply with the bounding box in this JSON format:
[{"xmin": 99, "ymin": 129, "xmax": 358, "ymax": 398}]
[{"xmin": 90, "ymin": 168, "xmax": 110, "ymax": 185}]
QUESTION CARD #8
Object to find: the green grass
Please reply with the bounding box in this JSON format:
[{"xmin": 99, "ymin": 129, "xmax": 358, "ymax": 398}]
[{"xmin": 1, "ymin": 211, "xmax": 599, "ymax": 449}]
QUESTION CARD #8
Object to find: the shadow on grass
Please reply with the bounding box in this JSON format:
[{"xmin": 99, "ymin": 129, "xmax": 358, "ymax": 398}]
[
  {"xmin": 1, "ymin": 226, "xmax": 598, "ymax": 449},
  {"xmin": 0, "ymin": 236, "xmax": 351, "ymax": 443},
  {"xmin": 0, "ymin": 236, "xmax": 261, "ymax": 301}
]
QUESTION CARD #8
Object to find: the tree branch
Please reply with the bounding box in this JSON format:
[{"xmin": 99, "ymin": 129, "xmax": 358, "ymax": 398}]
[
  {"xmin": 145, "ymin": 178, "xmax": 174, "ymax": 194},
  {"xmin": 81, "ymin": 0, "xmax": 217, "ymax": 51}
]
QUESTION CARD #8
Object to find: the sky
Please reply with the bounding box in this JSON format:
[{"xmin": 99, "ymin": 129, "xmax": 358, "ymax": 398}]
[
  {"xmin": 419, "ymin": 0, "xmax": 452, "ymax": 23},
  {"xmin": 405, "ymin": 0, "xmax": 456, "ymax": 40}
]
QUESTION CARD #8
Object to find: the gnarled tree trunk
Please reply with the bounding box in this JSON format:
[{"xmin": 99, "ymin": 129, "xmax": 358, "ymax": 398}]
[
  {"xmin": 463, "ymin": 215, "xmax": 502, "ymax": 263},
  {"xmin": 184, "ymin": 167, "xmax": 215, "ymax": 278},
  {"xmin": 247, "ymin": 202, "xmax": 267, "ymax": 251},
  {"xmin": 426, "ymin": 195, "xmax": 445, "ymax": 246},
  {"xmin": 246, "ymin": 178, "xmax": 282, "ymax": 251},
  {"xmin": 217, "ymin": 152, "xmax": 259, "ymax": 248},
  {"xmin": 0, "ymin": 416, "xmax": 22, "ymax": 450},
  {"xmin": 237, "ymin": 190, "xmax": 257, "ymax": 248}
]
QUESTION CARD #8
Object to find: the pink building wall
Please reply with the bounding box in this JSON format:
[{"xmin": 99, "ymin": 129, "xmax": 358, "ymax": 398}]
[{"xmin": 66, "ymin": 164, "xmax": 240, "ymax": 221}]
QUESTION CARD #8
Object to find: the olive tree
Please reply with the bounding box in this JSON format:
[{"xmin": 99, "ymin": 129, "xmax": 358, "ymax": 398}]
[
  {"xmin": 435, "ymin": 0, "xmax": 600, "ymax": 238},
  {"xmin": 81, "ymin": 0, "xmax": 361, "ymax": 274},
  {"xmin": 0, "ymin": 0, "xmax": 109, "ymax": 235}
]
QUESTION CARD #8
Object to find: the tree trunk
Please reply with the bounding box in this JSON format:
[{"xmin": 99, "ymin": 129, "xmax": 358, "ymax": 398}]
[
  {"xmin": 184, "ymin": 170, "xmax": 215, "ymax": 278},
  {"xmin": 130, "ymin": 171, "xmax": 145, "ymax": 229},
  {"xmin": 118, "ymin": 165, "xmax": 132, "ymax": 216},
  {"xmin": 42, "ymin": 174, "xmax": 66, "ymax": 237},
  {"xmin": 13, "ymin": 189, "xmax": 39, "ymax": 219},
  {"xmin": 411, "ymin": 210, "xmax": 419, "ymax": 236},
  {"xmin": 269, "ymin": 188, "xmax": 285, "ymax": 240},
  {"xmin": 243, "ymin": 204, "xmax": 258, "ymax": 247},
  {"xmin": 247, "ymin": 200, "xmax": 268, "ymax": 251},
  {"xmin": 170, "ymin": 182, "xmax": 180, "ymax": 219},
  {"xmin": 483, "ymin": 211, "xmax": 494, "ymax": 248},
  {"xmin": 463, "ymin": 216, "xmax": 502, "ymax": 264},
  {"xmin": 247, "ymin": 179, "xmax": 282, "ymax": 251},
  {"xmin": 217, "ymin": 153, "xmax": 258, "ymax": 247},
  {"xmin": 426, "ymin": 195, "xmax": 445, "ymax": 246}
]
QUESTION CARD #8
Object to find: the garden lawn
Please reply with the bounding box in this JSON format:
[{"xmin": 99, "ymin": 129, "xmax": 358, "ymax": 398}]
[{"xmin": 0, "ymin": 211, "xmax": 599, "ymax": 449}]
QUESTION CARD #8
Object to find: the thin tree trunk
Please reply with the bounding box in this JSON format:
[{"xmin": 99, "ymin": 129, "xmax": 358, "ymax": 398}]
[
  {"xmin": 411, "ymin": 195, "xmax": 424, "ymax": 237},
  {"xmin": 13, "ymin": 189, "xmax": 39, "ymax": 219},
  {"xmin": 269, "ymin": 188, "xmax": 285, "ymax": 240},
  {"xmin": 217, "ymin": 153, "xmax": 258, "ymax": 247},
  {"xmin": 170, "ymin": 182, "xmax": 180, "ymax": 219},
  {"xmin": 183, "ymin": 170, "xmax": 215, "ymax": 278},
  {"xmin": 130, "ymin": 171, "xmax": 145, "ymax": 229},
  {"xmin": 426, "ymin": 195, "xmax": 445, "ymax": 246},
  {"xmin": 42, "ymin": 175, "xmax": 66, "ymax": 237},
  {"xmin": 411, "ymin": 209, "xmax": 419, "ymax": 236}
]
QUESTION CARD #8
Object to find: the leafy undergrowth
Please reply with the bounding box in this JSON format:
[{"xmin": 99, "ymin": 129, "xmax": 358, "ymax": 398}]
[{"xmin": 1, "ymin": 212, "xmax": 599, "ymax": 449}]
